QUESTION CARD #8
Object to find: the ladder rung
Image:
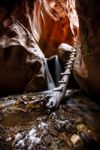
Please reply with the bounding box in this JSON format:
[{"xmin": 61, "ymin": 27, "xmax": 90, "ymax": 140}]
[
  {"xmin": 53, "ymin": 87, "xmax": 63, "ymax": 92},
  {"xmin": 59, "ymin": 81, "xmax": 66, "ymax": 84},
  {"xmin": 61, "ymin": 71, "xmax": 70, "ymax": 75}
]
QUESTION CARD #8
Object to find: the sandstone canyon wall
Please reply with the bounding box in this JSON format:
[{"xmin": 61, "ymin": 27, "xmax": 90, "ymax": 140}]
[
  {"xmin": 0, "ymin": 0, "xmax": 78, "ymax": 94},
  {"xmin": 74, "ymin": 0, "xmax": 100, "ymax": 98}
]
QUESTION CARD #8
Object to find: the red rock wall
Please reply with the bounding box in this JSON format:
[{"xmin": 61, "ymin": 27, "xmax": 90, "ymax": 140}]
[
  {"xmin": 0, "ymin": 0, "xmax": 78, "ymax": 57},
  {"xmin": 35, "ymin": 0, "xmax": 78, "ymax": 57},
  {"xmin": 0, "ymin": 0, "xmax": 78, "ymax": 94}
]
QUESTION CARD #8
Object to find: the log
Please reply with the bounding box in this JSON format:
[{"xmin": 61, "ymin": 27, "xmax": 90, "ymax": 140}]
[{"xmin": 46, "ymin": 43, "xmax": 76, "ymax": 109}]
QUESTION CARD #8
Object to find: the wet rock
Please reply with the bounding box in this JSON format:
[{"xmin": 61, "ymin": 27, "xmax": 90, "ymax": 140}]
[
  {"xmin": 70, "ymin": 134, "xmax": 82, "ymax": 146},
  {"xmin": 28, "ymin": 128, "xmax": 41, "ymax": 145},
  {"xmin": 0, "ymin": 92, "xmax": 100, "ymax": 150},
  {"xmin": 28, "ymin": 144, "xmax": 33, "ymax": 150},
  {"xmin": 54, "ymin": 120, "xmax": 65, "ymax": 131},
  {"xmin": 6, "ymin": 137, "xmax": 12, "ymax": 142},
  {"xmin": 36, "ymin": 145, "xmax": 47, "ymax": 150},
  {"xmin": 29, "ymin": 128, "xmax": 36, "ymax": 136},
  {"xmin": 59, "ymin": 132, "xmax": 72, "ymax": 147},
  {"xmin": 15, "ymin": 139, "xmax": 25, "ymax": 148},
  {"xmin": 58, "ymin": 43, "xmax": 73, "ymax": 66},
  {"xmin": 12, "ymin": 132, "xmax": 25, "ymax": 146},
  {"xmin": 75, "ymin": 117, "xmax": 84, "ymax": 124},
  {"xmin": 87, "ymin": 130, "xmax": 95, "ymax": 140},
  {"xmin": 79, "ymin": 130, "xmax": 96, "ymax": 145},
  {"xmin": 50, "ymin": 141, "xmax": 59, "ymax": 150},
  {"xmin": 48, "ymin": 124, "xmax": 58, "ymax": 137},
  {"xmin": 65, "ymin": 121, "xmax": 76, "ymax": 133},
  {"xmin": 50, "ymin": 112, "xmax": 58, "ymax": 120},
  {"xmin": 54, "ymin": 119, "xmax": 76, "ymax": 133},
  {"xmin": 76, "ymin": 124, "xmax": 88, "ymax": 133},
  {"xmin": 79, "ymin": 132, "xmax": 90, "ymax": 144},
  {"xmin": 38, "ymin": 122, "xmax": 48, "ymax": 130}
]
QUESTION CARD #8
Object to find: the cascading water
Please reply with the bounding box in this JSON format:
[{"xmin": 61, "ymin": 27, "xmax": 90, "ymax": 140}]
[
  {"xmin": 43, "ymin": 59, "xmax": 55, "ymax": 90},
  {"xmin": 17, "ymin": 21, "xmax": 55, "ymax": 91},
  {"xmin": 54, "ymin": 55, "xmax": 62, "ymax": 86}
]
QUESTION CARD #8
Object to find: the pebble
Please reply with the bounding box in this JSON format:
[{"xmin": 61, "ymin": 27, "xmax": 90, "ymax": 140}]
[
  {"xmin": 38, "ymin": 122, "xmax": 48, "ymax": 129},
  {"xmin": 76, "ymin": 124, "xmax": 88, "ymax": 132},
  {"xmin": 70, "ymin": 134, "xmax": 82, "ymax": 146},
  {"xmin": 79, "ymin": 132, "xmax": 90, "ymax": 144},
  {"xmin": 28, "ymin": 144, "xmax": 33, "ymax": 150},
  {"xmin": 15, "ymin": 139, "xmax": 25, "ymax": 148},
  {"xmin": 75, "ymin": 117, "xmax": 83, "ymax": 124},
  {"xmin": 54, "ymin": 119, "xmax": 76, "ymax": 133},
  {"xmin": 12, "ymin": 133, "xmax": 24, "ymax": 146},
  {"xmin": 6, "ymin": 137, "xmax": 12, "ymax": 142},
  {"xmin": 65, "ymin": 121, "xmax": 76, "ymax": 133},
  {"xmin": 29, "ymin": 128, "xmax": 36, "ymax": 136},
  {"xmin": 28, "ymin": 128, "xmax": 41, "ymax": 145},
  {"xmin": 29, "ymin": 136, "xmax": 41, "ymax": 144},
  {"xmin": 79, "ymin": 130, "xmax": 94, "ymax": 143},
  {"xmin": 54, "ymin": 120, "xmax": 65, "ymax": 131}
]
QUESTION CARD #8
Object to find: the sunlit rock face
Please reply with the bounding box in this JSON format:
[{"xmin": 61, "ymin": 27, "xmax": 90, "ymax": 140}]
[
  {"xmin": 0, "ymin": 0, "xmax": 78, "ymax": 94},
  {"xmin": 34, "ymin": 0, "xmax": 78, "ymax": 57},
  {"xmin": 74, "ymin": 0, "xmax": 100, "ymax": 98}
]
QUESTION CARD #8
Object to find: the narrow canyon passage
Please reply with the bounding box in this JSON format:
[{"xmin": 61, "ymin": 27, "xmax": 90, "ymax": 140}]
[{"xmin": 0, "ymin": 0, "xmax": 100, "ymax": 150}]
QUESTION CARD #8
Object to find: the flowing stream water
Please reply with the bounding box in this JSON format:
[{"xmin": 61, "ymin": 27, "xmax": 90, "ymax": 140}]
[{"xmin": 54, "ymin": 55, "xmax": 62, "ymax": 86}]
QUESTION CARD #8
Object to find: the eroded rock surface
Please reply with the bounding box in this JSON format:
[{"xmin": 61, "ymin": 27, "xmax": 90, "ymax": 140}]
[
  {"xmin": 74, "ymin": 0, "xmax": 100, "ymax": 98},
  {"xmin": 0, "ymin": 0, "xmax": 78, "ymax": 94}
]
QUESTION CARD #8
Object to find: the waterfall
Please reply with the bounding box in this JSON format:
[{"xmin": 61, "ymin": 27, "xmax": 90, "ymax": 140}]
[
  {"xmin": 54, "ymin": 55, "xmax": 62, "ymax": 86},
  {"xmin": 44, "ymin": 59, "xmax": 55, "ymax": 90},
  {"xmin": 16, "ymin": 21, "xmax": 55, "ymax": 91}
]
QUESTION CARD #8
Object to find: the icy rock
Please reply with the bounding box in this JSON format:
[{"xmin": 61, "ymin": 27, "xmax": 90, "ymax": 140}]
[
  {"xmin": 29, "ymin": 136, "xmax": 41, "ymax": 144},
  {"xmin": 6, "ymin": 137, "xmax": 12, "ymax": 142},
  {"xmin": 15, "ymin": 139, "xmax": 25, "ymax": 148},
  {"xmin": 38, "ymin": 122, "xmax": 48, "ymax": 129},
  {"xmin": 29, "ymin": 128, "xmax": 36, "ymax": 136},
  {"xmin": 12, "ymin": 133, "xmax": 23, "ymax": 145},
  {"xmin": 28, "ymin": 128, "xmax": 41, "ymax": 145},
  {"xmin": 70, "ymin": 134, "xmax": 82, "ymax": 146}
]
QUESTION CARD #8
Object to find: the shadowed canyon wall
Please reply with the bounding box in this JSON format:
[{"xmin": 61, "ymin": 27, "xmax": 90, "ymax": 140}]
[{"xmin": 74, "ymin": 0, "xmax": 100, "ymax": 98}]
